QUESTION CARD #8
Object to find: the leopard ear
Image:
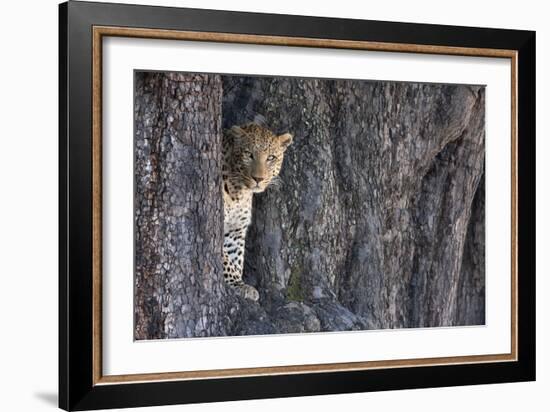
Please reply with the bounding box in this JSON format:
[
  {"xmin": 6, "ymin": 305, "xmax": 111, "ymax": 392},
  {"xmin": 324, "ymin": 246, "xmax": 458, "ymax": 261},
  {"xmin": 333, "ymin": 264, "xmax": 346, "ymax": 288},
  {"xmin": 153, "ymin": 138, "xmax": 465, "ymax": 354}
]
[
  {"xmin": 226, "ymin": 126, "xmax": 247, "ymax": 144},
  {"xmin": 229, "ymin": 125, "xmax": 246, "ymax": 138},
  {"xmin": 278, "ymin": 133, "xmax": 293, "ymax": 149}
]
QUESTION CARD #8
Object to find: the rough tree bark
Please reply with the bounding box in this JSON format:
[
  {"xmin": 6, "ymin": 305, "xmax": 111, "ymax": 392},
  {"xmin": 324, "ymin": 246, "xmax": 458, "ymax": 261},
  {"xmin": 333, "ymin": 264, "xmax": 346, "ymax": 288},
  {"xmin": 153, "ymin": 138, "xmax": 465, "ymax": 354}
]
[
  {"xmin": 134, "ymin": 72, "xmax": 236, "ymax": 339},
  {"xmin": 454, "ymin": 178, "xmax": 485, "ymax": 326},
  {"xmin": 222, "ymin": 76, "xmax": 485, "ymax": 332},
  {"xmin": 134, "ymin": 73, "xmax": 485, "ymax": 339}
]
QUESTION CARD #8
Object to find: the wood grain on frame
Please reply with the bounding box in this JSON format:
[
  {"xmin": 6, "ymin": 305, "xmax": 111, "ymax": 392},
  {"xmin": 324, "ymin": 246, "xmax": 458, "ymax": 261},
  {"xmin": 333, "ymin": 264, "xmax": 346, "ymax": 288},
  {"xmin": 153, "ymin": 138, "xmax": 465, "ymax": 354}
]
[
  {"xmin": 92, "ymin": 25, "xmax": 518, "ymax": 386},
  {"xmin": 92, "ymin": 26, "xmax": 103, "ymax": 386}
]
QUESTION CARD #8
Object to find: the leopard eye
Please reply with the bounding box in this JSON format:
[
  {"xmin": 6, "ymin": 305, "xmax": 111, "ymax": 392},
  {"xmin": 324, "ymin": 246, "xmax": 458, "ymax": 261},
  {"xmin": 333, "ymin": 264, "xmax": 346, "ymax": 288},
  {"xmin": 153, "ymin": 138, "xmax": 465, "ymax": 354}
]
[
  {"xmin": 267, "ymin": 155, "xmax": 277, "ymax": 162},
  {"xmin": 243, "ymin": 151, "xmax": 253, "ymax": 159}
]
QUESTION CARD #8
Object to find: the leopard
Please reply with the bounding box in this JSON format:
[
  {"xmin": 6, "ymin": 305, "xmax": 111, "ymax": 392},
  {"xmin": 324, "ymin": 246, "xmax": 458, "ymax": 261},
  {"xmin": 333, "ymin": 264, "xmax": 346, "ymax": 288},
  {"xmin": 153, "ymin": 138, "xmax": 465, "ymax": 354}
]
[{"xmin": 222, "ymin": 122, "xmax": 293, "ymax": 301}]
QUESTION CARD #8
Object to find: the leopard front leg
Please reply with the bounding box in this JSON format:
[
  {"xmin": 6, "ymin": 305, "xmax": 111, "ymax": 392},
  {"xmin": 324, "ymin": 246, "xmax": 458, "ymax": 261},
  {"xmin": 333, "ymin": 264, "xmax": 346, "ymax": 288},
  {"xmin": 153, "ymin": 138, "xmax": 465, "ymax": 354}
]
[{"xmin": 223, "ymin": 229, "xmax": 259, "ymax": 302}]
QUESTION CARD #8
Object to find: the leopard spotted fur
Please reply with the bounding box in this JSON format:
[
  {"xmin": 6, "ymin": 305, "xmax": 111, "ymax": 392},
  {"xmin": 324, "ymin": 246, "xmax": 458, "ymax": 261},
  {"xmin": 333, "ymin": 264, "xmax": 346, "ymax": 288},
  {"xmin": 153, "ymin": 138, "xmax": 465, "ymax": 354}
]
[{"xmin": 222, "ymin": 123, "xmax": 293, "ymax": 301}]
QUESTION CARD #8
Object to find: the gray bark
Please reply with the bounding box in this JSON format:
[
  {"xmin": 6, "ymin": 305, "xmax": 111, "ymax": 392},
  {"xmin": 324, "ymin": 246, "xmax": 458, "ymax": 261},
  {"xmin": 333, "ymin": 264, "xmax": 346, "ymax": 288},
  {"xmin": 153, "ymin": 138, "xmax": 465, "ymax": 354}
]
[
  {"xmin": 223, "ymin": 76, "xmax": 485, "ymax": 331},
  {"xmin": 134, "ymin": 72, "xmax": 234, "ymax": 339},
  {"xmin": 455, "ymin": 179, "xmax": 486, "ymax": 326},
  {"xmin": 134, "ymin": 73, "xmax": 485, "ymax": 339}
]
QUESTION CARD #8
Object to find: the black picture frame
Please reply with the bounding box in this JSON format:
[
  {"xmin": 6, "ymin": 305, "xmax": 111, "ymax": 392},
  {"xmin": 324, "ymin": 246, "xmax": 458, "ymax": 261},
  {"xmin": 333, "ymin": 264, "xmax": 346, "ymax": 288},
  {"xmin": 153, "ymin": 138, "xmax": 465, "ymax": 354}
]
[{"xmin": 59, "ymin": 1, "xmax": 536, "ymax": 410}]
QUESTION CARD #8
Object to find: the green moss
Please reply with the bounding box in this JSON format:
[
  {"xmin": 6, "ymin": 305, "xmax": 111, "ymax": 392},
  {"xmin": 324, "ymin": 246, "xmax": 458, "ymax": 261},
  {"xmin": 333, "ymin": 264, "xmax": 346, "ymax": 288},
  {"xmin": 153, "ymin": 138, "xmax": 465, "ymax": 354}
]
[{"xmin": 287, "ymin": 266, "xmax": 304, "ymax": 302}]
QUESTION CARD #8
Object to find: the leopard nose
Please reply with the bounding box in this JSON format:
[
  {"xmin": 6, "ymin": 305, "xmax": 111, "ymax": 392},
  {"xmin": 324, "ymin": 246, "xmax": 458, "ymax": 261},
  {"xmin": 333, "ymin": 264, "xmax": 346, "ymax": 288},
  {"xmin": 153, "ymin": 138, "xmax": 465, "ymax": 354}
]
[{"xmin": 252, "ymin": 176, "xmax": 265, "ymax": 183}]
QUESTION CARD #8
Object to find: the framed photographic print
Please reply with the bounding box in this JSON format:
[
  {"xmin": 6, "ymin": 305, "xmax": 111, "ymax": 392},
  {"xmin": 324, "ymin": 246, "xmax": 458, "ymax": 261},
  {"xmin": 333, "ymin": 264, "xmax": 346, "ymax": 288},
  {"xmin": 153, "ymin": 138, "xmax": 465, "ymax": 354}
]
[{"xmin": 59, "ymin": 1, "xmax": 536, "ymax": 410}]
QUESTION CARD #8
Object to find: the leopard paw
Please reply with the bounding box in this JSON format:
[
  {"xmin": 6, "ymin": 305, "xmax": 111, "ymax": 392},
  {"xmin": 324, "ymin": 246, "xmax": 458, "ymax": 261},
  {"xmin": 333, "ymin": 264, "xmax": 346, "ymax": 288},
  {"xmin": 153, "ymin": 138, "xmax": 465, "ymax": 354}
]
[{"xmin": 236, "ymin": 284, "xmax": 259, "ymax": 302}]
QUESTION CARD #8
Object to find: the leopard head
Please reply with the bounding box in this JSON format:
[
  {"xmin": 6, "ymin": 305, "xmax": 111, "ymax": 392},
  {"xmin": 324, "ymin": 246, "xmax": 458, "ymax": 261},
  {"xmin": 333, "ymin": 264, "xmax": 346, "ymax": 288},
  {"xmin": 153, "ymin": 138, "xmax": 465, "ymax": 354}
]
[{"xmin": 223, "ymin": 123, "xmax": 293, "ymax": 193}]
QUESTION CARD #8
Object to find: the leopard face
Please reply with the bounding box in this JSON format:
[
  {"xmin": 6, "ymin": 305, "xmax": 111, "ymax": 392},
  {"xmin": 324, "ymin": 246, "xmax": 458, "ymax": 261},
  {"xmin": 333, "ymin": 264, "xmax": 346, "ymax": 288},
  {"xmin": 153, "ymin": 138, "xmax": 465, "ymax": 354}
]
[{"xmin": 223, "ymin": 123, "xmax": 293, "ymax": 194}]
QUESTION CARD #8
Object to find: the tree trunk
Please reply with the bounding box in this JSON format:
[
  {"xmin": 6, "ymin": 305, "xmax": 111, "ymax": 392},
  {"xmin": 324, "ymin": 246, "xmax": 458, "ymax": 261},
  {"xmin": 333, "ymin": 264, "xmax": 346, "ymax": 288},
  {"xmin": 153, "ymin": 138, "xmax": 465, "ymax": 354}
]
[
  {"xmin": 134, "ymin": 72, "xmax": 234, "ymax": 339},
  {"xmin": 454, "ymin": 178, "xmax": 486, "ymax": 325},
  {"xmin": 222, "ymin": 76, "xmax": 485, "ymax": 331},
  {"xmin": 134, "ymin": 73, "xmax": 485, "ymax": 339}
]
